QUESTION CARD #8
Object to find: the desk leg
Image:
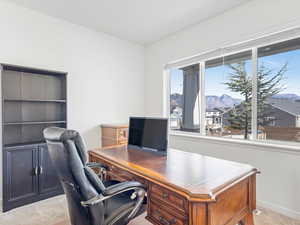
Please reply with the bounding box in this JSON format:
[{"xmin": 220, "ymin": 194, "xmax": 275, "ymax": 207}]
[
  {"xmin": 239, "ymin": 213, "xmax": 255, "ymax": 225},
  {"xmin": 190, "ymin": 203, "xmax": 207, "ymax": 225},
  {"xmin": 240, "ymin": 174, "xmax": 256, "ymax": 225}
]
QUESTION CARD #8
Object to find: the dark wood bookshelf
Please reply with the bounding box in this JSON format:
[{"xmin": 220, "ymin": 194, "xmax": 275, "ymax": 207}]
[{"xmin": 1, "ymin": 63, "xmax": 67, "ymax": 211}]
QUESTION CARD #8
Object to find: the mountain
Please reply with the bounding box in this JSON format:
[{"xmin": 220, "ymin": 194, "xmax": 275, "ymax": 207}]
[
  {"xmin": 206, "ymin": 94, "xmax": 242, "ymax": 110},
  {"xmin": 170, "ymin": 93, "xmax": 183, "ymax": 108},
  {"xmin": 170, "ymin": 93, "xmax": 300, "ymax": 112},
  {"xmin": 272, "ymin": 93, "xmax": 300, "ymax": 100},
  {"xmin": 171, "ymin": 93, "xmax": 242, "ymax": 110}
]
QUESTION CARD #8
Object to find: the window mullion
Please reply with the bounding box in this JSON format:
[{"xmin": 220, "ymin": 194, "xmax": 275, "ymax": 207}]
[
  {"xmin": 251, "ymin": 48, "xmax": 258, "ymax": 140},
  {"xmin": 163, "ymin": 68, "xmax": 170, "ymax": 119},
  {"xmin": 199, "ymin": 61, "xmax": 206, "ymax": 135}
]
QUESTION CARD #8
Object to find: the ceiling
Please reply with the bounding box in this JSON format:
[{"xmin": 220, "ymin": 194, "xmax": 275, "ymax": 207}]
[{"xmin": 4, "ymin": 0, "xmax": 251, "ymax": 45}]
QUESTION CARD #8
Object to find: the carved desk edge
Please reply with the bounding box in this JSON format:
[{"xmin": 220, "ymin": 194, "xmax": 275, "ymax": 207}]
[{"xmin": 88, "ymin": 148, "xmax": 259, "ymax": 203}]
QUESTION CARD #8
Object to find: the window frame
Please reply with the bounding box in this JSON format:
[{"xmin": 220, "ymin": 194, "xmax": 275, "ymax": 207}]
[{"xmin": 164, "ymin": 27, "xmax": 300, "ymax": 148}]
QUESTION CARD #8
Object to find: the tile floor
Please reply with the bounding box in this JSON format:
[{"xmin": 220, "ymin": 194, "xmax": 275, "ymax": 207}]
[{"xmin": 0, "ymin": 195, "xmax": 299, "ymax": 225}]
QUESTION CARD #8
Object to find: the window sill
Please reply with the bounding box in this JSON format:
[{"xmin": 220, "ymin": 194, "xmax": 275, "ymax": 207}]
[{"xmin": 169, "ymin": 131, "xmax": 300, "ymax": 155}]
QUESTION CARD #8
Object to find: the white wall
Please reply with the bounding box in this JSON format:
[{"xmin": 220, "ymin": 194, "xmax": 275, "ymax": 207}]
[
  {"xmin": 145, "ymin": 0, "xmax": 300, "ymax": 219},
  {"xmin": 0, "ymin": 2, "xmax": 145, "ymax": 200}
]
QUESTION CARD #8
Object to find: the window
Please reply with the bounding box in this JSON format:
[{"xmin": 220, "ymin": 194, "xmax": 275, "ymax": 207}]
[
  {"xmin": 257, "ymin": 38, "xmax": 300, "ymax": 142},
  {"xmin": 167, "ymin": 34, "xmax": 300, "ymax": 144},
  {"xmin": 170, "ymin": 64, "xmax": 200, "ymax": 132},
  {"xmin": 205, "ymin": 51, "xmax": 252, "ymax": 139}
]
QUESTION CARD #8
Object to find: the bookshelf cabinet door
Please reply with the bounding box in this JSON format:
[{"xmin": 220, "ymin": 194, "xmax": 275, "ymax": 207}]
[
  {"xmin": 3, "ymin": 146, "xmax": 39, "ymax": 211},
  {"xmin": 38, "ymin": 144, "xmax": 62, "ymax": 195}
]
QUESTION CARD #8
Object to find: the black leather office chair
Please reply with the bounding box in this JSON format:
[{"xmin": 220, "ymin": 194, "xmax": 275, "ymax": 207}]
[{"xmin": 43, "ymin": 127, "xmax": 146, "ymax": 225}]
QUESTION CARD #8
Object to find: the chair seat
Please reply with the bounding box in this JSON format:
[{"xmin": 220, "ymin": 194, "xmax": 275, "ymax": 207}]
[{"xmin": 103, "ymin": 181, "xmax": 145, "ymax": 225}]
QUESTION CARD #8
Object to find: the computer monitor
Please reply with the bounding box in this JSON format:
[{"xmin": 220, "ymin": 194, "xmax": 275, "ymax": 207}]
[{"xmin": 128, "ymin": 117, "xmax": 168, "ymax": 152}]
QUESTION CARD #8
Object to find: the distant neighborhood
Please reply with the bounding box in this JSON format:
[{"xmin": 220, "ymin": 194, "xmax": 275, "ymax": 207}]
[{"xmin": 170, "ymin": 93, "xmax": 300, "ymax": 141}]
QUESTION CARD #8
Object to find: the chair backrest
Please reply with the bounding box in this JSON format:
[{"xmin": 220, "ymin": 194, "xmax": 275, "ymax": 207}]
[{"xmin": 43, "ymin": 127, "xmax": 105, "ymax": 225}]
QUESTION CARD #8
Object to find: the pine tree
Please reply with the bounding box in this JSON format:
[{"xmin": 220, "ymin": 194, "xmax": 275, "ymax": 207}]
[{"xmin": 224, "ymin": 61, "xmax": 287, "ymax": 139}]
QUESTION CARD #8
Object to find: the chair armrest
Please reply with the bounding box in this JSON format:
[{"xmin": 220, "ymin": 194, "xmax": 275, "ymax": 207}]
[
  {"xmin": 86, "ymin": 162, "xmax": 108, "ymax": 170},
  {"xmin": 103, "ymin": 181, "xmax": 145, "ymax": 196},
  {"xmin": 86, "ymin": 162, "xmax": 108, "ymax": 179},
  {"xmin": 81, "ymin": 181, "xmax": 146, "ymax": 221},
  {"xmin": 81, "ymin": 181, "xmax": 146, "ymax": 206}
]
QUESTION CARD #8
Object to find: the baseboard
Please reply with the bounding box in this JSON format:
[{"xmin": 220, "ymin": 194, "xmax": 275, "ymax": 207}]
[
  {"xmin": 0, "ymin": 198, "xmax": 3, "ymax": 213},
  {"xmin": 257, "ymin": 200, "xmax": 300, "ymax": 221}
]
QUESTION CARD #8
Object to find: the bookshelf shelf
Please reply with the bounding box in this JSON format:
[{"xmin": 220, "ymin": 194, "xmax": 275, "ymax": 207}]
[
  {"xmin": 4, "ymin": 99, "xmax": 66, "ymax": 103},
  {"xmin": 4, "ymin": 141, "xmax": 45, "ymax": 148},
  {"xmin": 4, "ymin": 121, "xmax": 67, "ymax": 126}
]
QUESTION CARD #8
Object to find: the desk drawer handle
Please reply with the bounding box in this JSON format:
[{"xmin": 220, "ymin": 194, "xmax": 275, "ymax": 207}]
[
  {"xmin": 154, "ymin": 210, "xmax": 176, "ymax": 225},
  {"xmin": 159, "ymin": 216, "xmax": 176, "ymax": 225},
  {"xmin": 162, "ymin": 193, "xmax": 169, "ymax": 199},
  {"xmin": 159, "ymin": 216, "xmax": 169, "ymax": 225}
]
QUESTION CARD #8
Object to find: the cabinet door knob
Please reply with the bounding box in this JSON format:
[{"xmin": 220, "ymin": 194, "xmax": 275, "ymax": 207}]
[
  {"xmin": 33, "ymin": 167, "xmax": 38, "ymax": 176},
  {"xmin": 39, "ymin": 166, "xmax": 43, "ymax": 175}
]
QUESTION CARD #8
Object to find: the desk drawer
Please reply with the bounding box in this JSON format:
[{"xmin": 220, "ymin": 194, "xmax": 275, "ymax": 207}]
[
  {"xmin": 108, "ymin": 166, "xmax": 133, "ymax": 181},
  {"xmin": 108, "ymin": 166, "xmax": 148, "ymax": 187},
  {"xmin": 148, "ymin": 200, "xmax": 187, "ymax": 225},
  {"xmin": 150, "ymin": 183, "xmax": 187, "ymax": 213}
]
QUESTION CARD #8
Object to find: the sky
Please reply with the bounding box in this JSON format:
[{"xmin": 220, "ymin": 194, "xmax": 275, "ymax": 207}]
[{"xmin": 170, "ymin": 48, "xmax": 300, "ymax": 99}]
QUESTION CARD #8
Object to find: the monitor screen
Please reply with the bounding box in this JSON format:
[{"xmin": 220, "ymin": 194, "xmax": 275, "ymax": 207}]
[{"xmin": 128, "ymin": 117, "xmax": 168, "ymax": 151}]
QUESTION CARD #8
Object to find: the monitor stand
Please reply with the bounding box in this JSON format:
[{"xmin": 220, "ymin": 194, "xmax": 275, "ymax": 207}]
[{"xmin": 127, "ymin": 144, "xmax": 167, "ymax": 156}]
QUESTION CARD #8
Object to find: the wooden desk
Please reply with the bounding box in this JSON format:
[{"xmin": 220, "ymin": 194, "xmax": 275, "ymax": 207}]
[{"xmin": 89, "ymin": 146, "xmax": 258, "ymax": 225}]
